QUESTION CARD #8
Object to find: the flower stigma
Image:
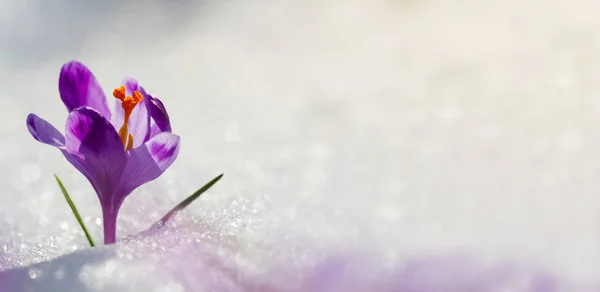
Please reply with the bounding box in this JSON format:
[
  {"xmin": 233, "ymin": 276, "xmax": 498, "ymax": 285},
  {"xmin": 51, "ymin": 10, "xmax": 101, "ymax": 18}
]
[{"xmin": 112, "ymin": 86, "xmax": 143, "ymax": 150}]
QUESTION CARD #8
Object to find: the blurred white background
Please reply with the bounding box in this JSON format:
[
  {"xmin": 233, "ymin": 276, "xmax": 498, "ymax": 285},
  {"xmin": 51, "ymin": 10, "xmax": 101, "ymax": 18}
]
[{"xmin": 2, "ymin": 0, "xmax": 600, "ymax": 289}]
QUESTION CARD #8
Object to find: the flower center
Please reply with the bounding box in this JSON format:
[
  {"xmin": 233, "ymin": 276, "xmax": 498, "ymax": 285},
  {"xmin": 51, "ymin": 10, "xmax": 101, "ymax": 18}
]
[{"xmin": 112, "ymin": 86, "xmax": 143, "ymax": 150}]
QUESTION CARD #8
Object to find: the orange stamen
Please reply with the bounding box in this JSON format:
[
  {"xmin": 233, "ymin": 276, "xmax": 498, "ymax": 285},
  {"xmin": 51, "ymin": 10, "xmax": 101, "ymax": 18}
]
[
  {"xmin": 112, "ymin": 86, "xmax": 144, "ymax": 149},
  {"xmin": 126, "ymin": 134, "xmax": 134, "ymax": 151},
  {"xmin": 113, "ymin": 86, "xmax": 126, "ymax": 101}
]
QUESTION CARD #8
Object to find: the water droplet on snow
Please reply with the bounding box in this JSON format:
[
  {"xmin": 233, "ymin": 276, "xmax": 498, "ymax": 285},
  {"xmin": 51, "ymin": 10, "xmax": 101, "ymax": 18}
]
[{"xmin": 28, "ymin": 268, "xmax": 40, "ymax": 279}]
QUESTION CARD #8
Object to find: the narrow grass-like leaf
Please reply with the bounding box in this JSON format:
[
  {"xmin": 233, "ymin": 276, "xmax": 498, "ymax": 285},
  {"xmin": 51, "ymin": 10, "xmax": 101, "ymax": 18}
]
[
  {"xmin": 155, "ymin": 173, "xmax": 224, "ymax": 227},
  {"xmin": 55, "ymin": 174, "xmax": 95, "ymax": 247}
]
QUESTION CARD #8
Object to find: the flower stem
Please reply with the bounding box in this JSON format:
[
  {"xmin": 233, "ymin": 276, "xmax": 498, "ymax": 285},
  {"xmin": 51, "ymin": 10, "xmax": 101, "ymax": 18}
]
[{"xmin": 101, "ymin": 206, "xmax": 118, "ymax": 244}]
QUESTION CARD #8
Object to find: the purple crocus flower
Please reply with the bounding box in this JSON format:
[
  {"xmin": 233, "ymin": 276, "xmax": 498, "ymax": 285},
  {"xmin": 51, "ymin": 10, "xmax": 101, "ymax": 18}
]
[{"xmin": 26, "ymin": 61, "xmax": 180, "ymax": 244}]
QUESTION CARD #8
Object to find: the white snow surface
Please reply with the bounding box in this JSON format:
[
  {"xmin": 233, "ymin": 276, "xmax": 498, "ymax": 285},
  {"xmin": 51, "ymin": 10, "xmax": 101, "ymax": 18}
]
[{"xmin": 2, "ymin": 0, "xmax": 600, "ymax": 291}]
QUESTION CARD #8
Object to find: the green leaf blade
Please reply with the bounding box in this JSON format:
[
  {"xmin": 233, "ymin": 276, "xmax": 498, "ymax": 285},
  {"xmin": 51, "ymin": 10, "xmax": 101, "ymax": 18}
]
[
  {"xmin": 155, "ymin": 173, "xmax": 224, "ymax": 227},
  {"xmin": 55, "ymin": 174, "xmax": 95, "ymax": 247}
]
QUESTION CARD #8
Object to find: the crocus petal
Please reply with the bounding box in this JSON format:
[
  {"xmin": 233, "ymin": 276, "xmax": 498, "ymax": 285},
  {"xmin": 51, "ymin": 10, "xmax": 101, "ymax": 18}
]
[
  {"xmin": 26, "ymin": 113, "xmax": 99, "ymax": 187},
  {"xmin": 61, "ymin": 151, "xmax": 95, "ymax": 186},
  {"xmin": 65, "ymin": 107, "xmax": 127, "ymax": 203},
  {"xmin": 118, "ymin": 132, "xmax": 180, "ymax": 195},
  {"xmin": 127, "ymin": 103, "xmax": 150, "ymax": 148},
  {"xmin": 122, "ymin": 77, "xmax": 147, "ymax": 97},
  {"xmin": 59, "ymin": 61, "xmax": 112, "ymax": 120},
  {"xmin": 26, "ymin": 113, "xmax": 65, "ymax": 148},
  {"xmin": 146, "ymin": 95, "xmax": 172, "ymax": 138},
  {"xmin": 111, "ymin": 77, "xmax": 150, "ymax": 148},
  {"xmin": 65, "ymin": 108, "xmax": 126, "ymax": 244}
]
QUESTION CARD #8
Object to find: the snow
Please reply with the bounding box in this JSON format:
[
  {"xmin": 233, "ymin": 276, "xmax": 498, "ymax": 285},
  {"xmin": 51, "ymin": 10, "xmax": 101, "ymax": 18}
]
[{"xmin": 2, "ymin": 0, "xmax": 600, "ymax": 291}]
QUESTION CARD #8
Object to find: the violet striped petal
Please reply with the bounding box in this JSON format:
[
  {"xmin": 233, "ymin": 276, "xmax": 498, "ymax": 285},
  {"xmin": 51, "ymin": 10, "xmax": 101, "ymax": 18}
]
[
  {"xmin": 59, "ymin": 61, "xmax": 111, "ymax": 119},
  {"xmin": 26, "ymin": 113, "xmax": 98, "ymax": 197},
  {"xmin": 118, "ymin": 132, "xmax": 180, "ymax": 195},
  {"xmin": 26, "ymin": 114, "xmax": 65, "ymax": 148},
  {"xmin": 146, "ymin": 95, "xmax": 172, "ymax": 139},
  {"xmin": 65, "ymin": 107, "xmax": 127, "ymax": 203}
]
